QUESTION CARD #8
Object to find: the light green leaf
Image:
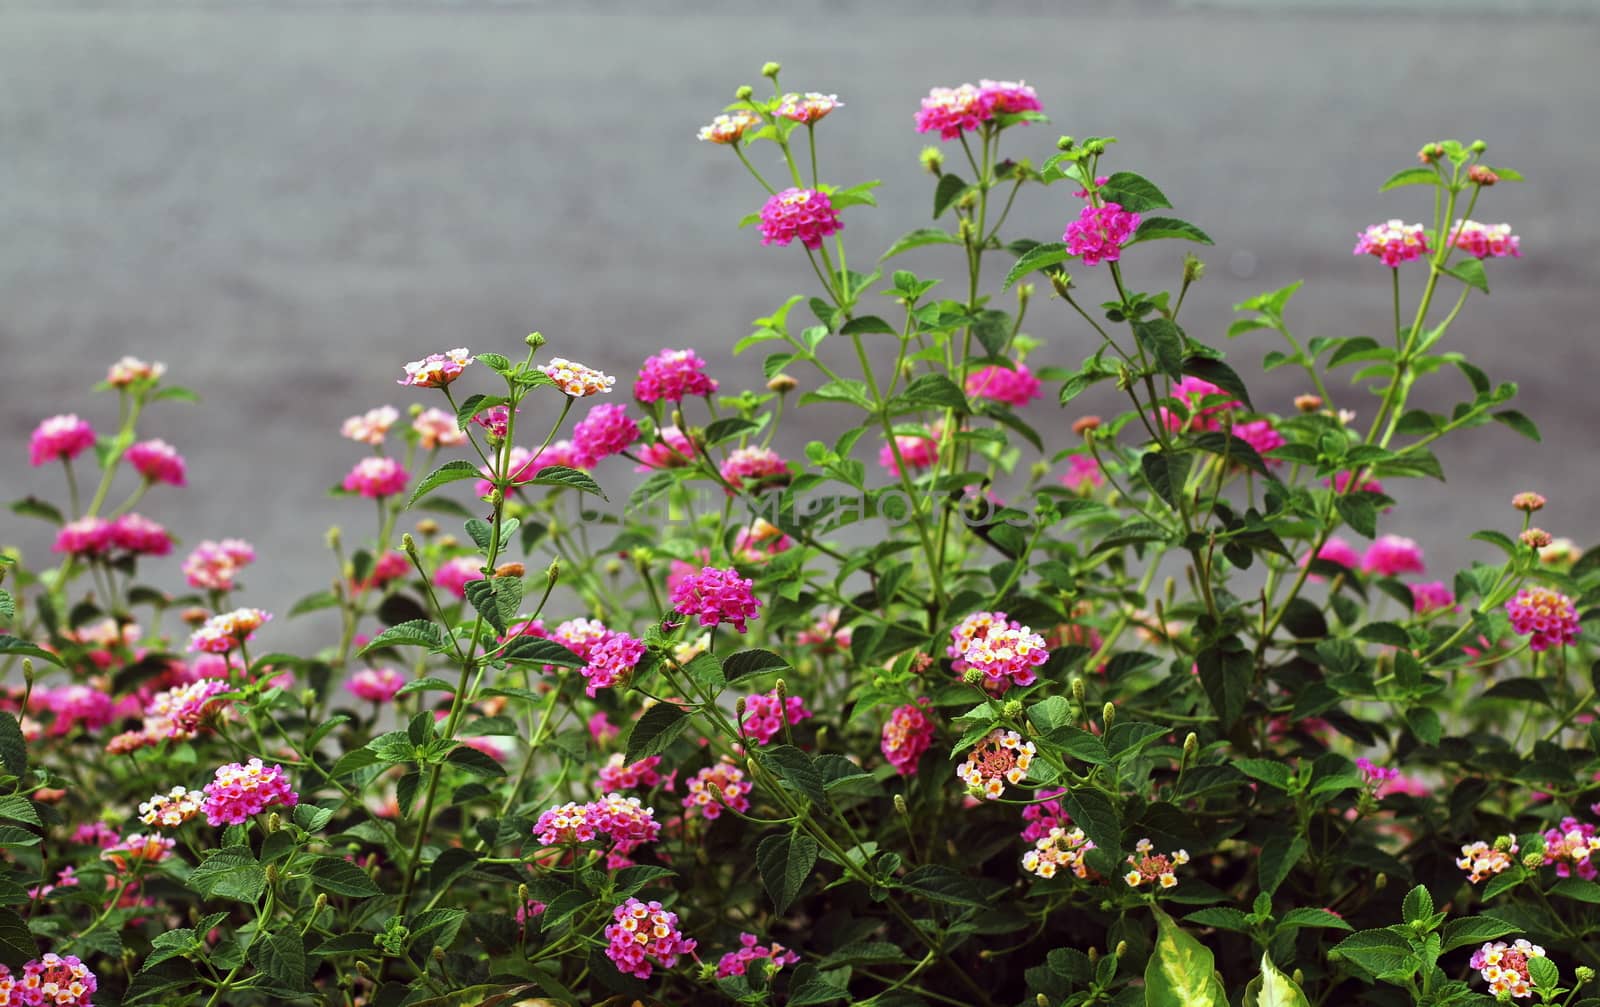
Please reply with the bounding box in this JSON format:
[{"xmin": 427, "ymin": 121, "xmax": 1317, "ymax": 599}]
[{"xmin": 1145, "ymin": 908, "xmax": 1228, "ymax": 1007}]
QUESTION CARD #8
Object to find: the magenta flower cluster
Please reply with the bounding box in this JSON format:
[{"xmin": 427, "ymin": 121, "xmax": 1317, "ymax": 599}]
[
  {"xmin": 670, "ymin": 566, "xmax": 763, "ymax": 633},
  {"xmin": 1505, "ymin": 586, "xmax": 1581, "ymax": 652},
  {"xmin": 740, "ymin": 687, "xmax": 812, "ymax": 745},
  {"xmin": 634, "ymin": 348, "xmax": 720, "ymax": 403},
  {"xmin": 715, "ymin": 933, "xmax": 801, "ymax": 978},
  {"xmin": 914, "ymin": 79, "xmax": 1040, "ymax": 140},
  {"xmin": 758, "ymin": 187, "xmax": 844, "ymax": 250},
  {"xmin": 200, "ymin": 758, "xmax": 298, "ymax": 826},
  {"xmin": 28, "ymin": 414, "xmax": 96, "ymax": 467},
  {"xmin": 580, "ymin": 632, "xmax": 646, "ymax": 697},
  {"xmin": 0, "ymin": 953, "xmax": 98, "ymax": 1007},
  {"xmin": 603, "ymin": 898, "xmax": 696, "ymax": 980},
  {"xmin": 880, "ymin": 698, "xmax": 936, "ymax": 776}
]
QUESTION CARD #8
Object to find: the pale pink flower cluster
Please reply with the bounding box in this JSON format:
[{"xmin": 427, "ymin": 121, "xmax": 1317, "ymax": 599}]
[
  {"xmin": 138, "ymin": 786, "xmax": 205, "ymax": 828},
  {"xmin": 1361, "ymin": 535, "xmax": 1425, "ymax": 577},
  {"xmin": 1123, "ymin": 837, "xmax": 1190, "ymax": 889},
  {"xmin": 604, "ymin": 898, "xmax": 696, "ymax": 980},
  {"xmin": 1060, "ymin": 455, "xmax": 1103, "ymax": 494},
  {"xmin": 539, "ymin": 357, "xmax": 616, "ymax": 398},
  {"xmin": 721, "ymin": 445, "xmax": 789, "ymax": 490},
  {"xmin": 733, "ymin": 519, "xmax": 793, "ymax": 563},
  {"xmin": 580, "ymin": 632, "xmax": 646, "ymax": 697},
  {"xmin": 682, "ymin": 757, "xmax": 752, "ymax": 820},
  {"xmin": 1451, "ymin": 220, "xmax": 1521, "ymax": 259},
  {"xmin": 1412, "ymin": 581, "xmax": 1457, "ymax": 614},
  {"xmin": 740, "ymin": 688, "xmax": 812, "ymax": 745},
  {"xmin": 126, "ymin": 438, "xmax": 187, "ymax": 485},
  {"xmin": 29, "ymin": 414, "xmax": 96, "ymax": 466},
  {"xmin": 881, "ymin": 698, "xmax": 935, "ymax": 776},
  {"xmin": 915, "ymin": 80, "xmax": 1040, "ymax": 139},
  {"xmin": 549, "ymin": 617, "xmax": 614, "ymax": 662},
  {"xmin": 878, "ymin": 428, "xmax": 940, "ymax": 476},
  {"xmin": 434, "ymin": 556, "xmax": 485, "ymax": 599},
  {"xmin": 534, "ymin": 793, "xmax": 660, "ymax": 849},
  {"xmin": 956, "ymin": 729, "xmax": 1035, "ymax": 799},
  {"xmin": 634, "ymin": 425, "xmax": 696, "ymax": 471},
  {"xmin": 635, "ymin": 348, "xmax": 719, "ymax": 403},
  {"xmin": 1542, "ymin": 817, "xmax": 1600, "ymax": 879},
  {"xmin": 1354, "ymin": 220, "xmax": 1429, "ymax": 266},
  {"xmin": 1507, "ymin": 587, "xmax": 1581, "ymax": 652},
  {"xmin": 1022, "ymin": 826, "xmax": 1095, "ymax": 880},
  {"xmin": 573, "ymin": 402, "xmax": 640, "ymax": 466},
  {"xmin": 101, "ymin": 832, "xmax": 176, "ymax": 870},
  {"xmin": 1471, "ymin": 939, "xmax": 1545, "ymax": 999},
  {"xmin": 398, "ymin": 348, "xmax": 473, "ymax": 387},
  {"xmin": 965, "ymin": 362, "xmax": 1042, "ymax": 406},
  {"xmin": 341, "ymin": 405, "xmax": 400, "ymax": 445},
  {"xmin": 107, "ymin": 355, "xmax": 166, "ymax": 387},
  {"xmin": 342, "ymin": 456, "xmax": 408, "ymax": 498},
  {"xmin": 598, "ymin": 753, "xmax": 665, "ymax": 792},
  {"xmin": 716, "ymin": 933, "xmax": 801, "ymax": 978},
  {"xmin": 1457, "ymin": 835, "xmax": 1519, "ymax": 884},
  {"xmin": 144, "ymin": 678, "xmax": 232, "ymax": 741},
  {"xmin": 347, "ymin": 667, "xmax": 406, "ymax": 703},
  {"xmin": 671, "ymin": 566, "xmax": 762, "ymax": 633},
  {"xmin": 758, "ymin": 188, "xmax": 843, "ymax": 250},
  {"xmin": 188, "ymin": 607, "xmax": 271, "ymax": 654},
  {"xmin": 948, "ymin": 610, "xmax": 1049, "ymax": 693},
  {"xmin": 698, "ymin": 109, "xmax": 760, "ymax": 145},
  {"xmin": 413, "ymin": 406, "xmax": 466, "ymax": 449},
  {"xmin": 796, "ymin": 608, "xmax": 852, "ymax": 651},
  {"xmin": 4, "ymin": 953, "xmax": 98, "ymax": 1007},
  {"xmin": 777, "ymin": 92, "xmax": 843, "ymax": 124},
  {"xmin": 201, "ymin": 758, "xmax": 298, "ymax": 826},
  {"xmin": 183, "ymin": 539, "xmax": 256, "ymax": 591},
  {"xmin": 1064, "ymin": 202, "xmax": 1140, "ymax": 266}
]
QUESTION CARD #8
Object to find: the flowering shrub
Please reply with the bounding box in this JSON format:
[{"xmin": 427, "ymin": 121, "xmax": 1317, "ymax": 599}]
[{"xmin": 2, "ymin": 60, "xmax": 1597, "ymax": 1007}]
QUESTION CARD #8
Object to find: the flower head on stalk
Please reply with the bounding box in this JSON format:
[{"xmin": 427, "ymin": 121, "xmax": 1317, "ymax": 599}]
[
  {"xmin": 956, "ymin": 729, "xmax": 1034, "ymax": 799},
  {"xmin": 538, "ymin": 358, "xmax": 616, "ymax": 398},
  {"xmin": 399, "ymin": 348, "xmax": 473, "ymax": 387},
  {"xmin": 776, "ymin": 92, "xmax": 843, "ymax": 124},
  {"xmin": 1353, "ymin": 220, "xmax": 1428, "ymax": 266},
  {"xmin": 698, "ymin": 110, "xmax": 760, "ymax": 145},
  {"xmin": 758, "ymin": 188, "xmax": 843, "ymax": 249}
]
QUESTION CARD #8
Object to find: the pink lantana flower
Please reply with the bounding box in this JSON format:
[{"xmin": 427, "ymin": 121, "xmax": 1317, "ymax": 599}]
[
  {"xmin": 126, "ymin": 438, "xmax": 187, "ymax": 486},
  {"xmin": 342, "ymin": 456, "xmax": 408, "ymax": 498},
  {"xmin": 965, "ymin": 361, "xmax": 1042, "ymax": 406},
  {"xmin": 670, "ymin": 566, "xmax": 762, "ymax": 633},
  {"xmin": 758, "ymin": 188, "xmax": 843, "ymax": 249},
  {"xmin": 634, "ymin": 349, "xmax": 718, "ymax": 403},
  {"xmin": 1353, "ymin": 220, "xmax": 1428, "ymax": 267},
  {"xmin": 29, "ymin": 414, "xmax": 96, "ymax": 467}
]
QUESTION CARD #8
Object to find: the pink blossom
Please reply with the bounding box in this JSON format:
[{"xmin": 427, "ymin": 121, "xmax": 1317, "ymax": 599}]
[
  {"xmin": 1354, "ymin": 220, "xmax": 1428, "ymax": 267},
  {"xmin": 634, "ymin": 348, "xmax": 719, "ymax": 403},
  {"xmin": 347, "ymin": 667, "xmax": 406, "ymax": 703},
  {"xmin": 1542, "ymin": 817, "xmax": 1600, "ymax": 879},
  {"xmin": 470, "ymin": 404, "xmax": 516, "ymax": 439},
  {"xmin": 538, "ymin": 358, "xmax": 616, "ymax": 398},
  {"xmin": 1361, "ymin": 535, "xmax": 1425, "ymax": 577},
  {"xmin": 598, "ymin": 753, "xmax": 664, "ymax": 792},
  {"xmin": 915, "ymin": 84, "xmax": 987, "ymax": 139},
  {"xmin": 1021, "ymin": 788, "xmax": 1069, "ymax": 843},
  {"xmin": 948, "ymin": 610, "xmax": 1049, "ymax": 694},
  {"xmin": 580, "ymin": 632, "xmax": 645, "ymax": 697},
  {"xmin": 758, "ymin": 188, "xmax": 843, "ymax": 249},
  {"xmin": 633, "ymin": 426, "xmax": 696, "ymax": 471},
  {"xmin": 341, "ymin": 405, "xmax": 400, "ymax": 445},
  {"xmin": 572, "ymin": 402, "xmax": 640, "ymax": 467},
  {"xmin": 29, "ymin": 414, "xmax": 96, "ymax": 467},
  {"xmin": 125, "ymin": 438, "xmax": 187, "ymax": 486},
  {"xmin": 796, "ymin": 608, "xmax": 852, "ymax": 651},
  {"xmin": 1328, "ymin": 470, "xmax": 1384, "ymax": 495},
  {"xmin": 16, "ymin": 954, "xmax": 97, "ymax": 1007},
  {"xmin": 1451, "ymin": 220, "xmax": 1520, "ymax": 259},
  {"xmin": 52, "ymin": 517, "xmax": 113, "ymax": 556},
  {"xmin": 1060, "ymin": 455, "xmax": 1103, "ymax": 493},
  {"xmin": 110, "ymin": 513, "xmax": 172, "ymax": 556},
  {"xmin": 550, "ymin": 618, "xmax": 615, "ymax": 663},
  {"xmin": 589, "ymin": 711, "xmax": 619, "ymax": 744},
  {"xmin": 1412, "ymin": 581, "xmax": 1457, "ymax": 614},
  {"xmin": 102, "ymin": 832, "xmax": 177, "ymax": 871},
  {"xmin": 183, "ymin": 539, "xmax": 255, "ymax": 591},
  {"xmin": 1303, "ymin": 536, "xmax": 1361, "ymax": 572},
  {"xmin": 716, "ymin": 933, "xmax": 800, "ymax": 978},
  {"xmin": 604, "ymin": 898, "xmax": 696, "ymax": 980},
  {"xmin": 342, "ymin": 456, "xmax": 408, "ymax": 498},
  {"xmin": 187, "ymin": 608, "xmax": 271, "ymax": 654},
  {"xmin": 776, "ymin": 92, "xmax": 843, "ymax": 124},
  {"xmin": 1064, "ymin": 202, "xmax": 1140, "ymax": 266},
  {"xmin": 881, "ymin": 698, "xmax": 936, "ymax": 776},
  {"xmin": 682, "ymin": 757, "xmax": 751, "ymax": 820},
  {"xmin": 107, "ymin": 356, "xmax": 165, "ymax": 387},
  {"xmin": 1506, "ymin": 587, "xmax": 1581, "ymax": 652},
  {"xmin": 733, "ymin": 520, "xmax": 793, "ymax": 564},
  {"xmin": 698, "ymin": 110, "xmax": 760, "ymax": 145},
  {"xmin": 720, "ymin": 445, "xmax": 789, "ymax": 491},
  {"xmin": 433, "ymin": 557, "xmax": 484, "ymax": 600},
  {"xmin": 1162, "ymin": 377, "xmax": 1240, "ymax": 432},
  {"xmin": 38, "ymin": 685, "xmax": 115, "ymax": 737},
  {"xmin": 1233, "ymin": 419, "xmax": 1285, "ymax": 463},
  {"xmin": 966, "ymin": 361, "xmax": 1042, "ymax": 406},
  {"xmin": 978, "ymin": 79, "xmax": 1042, "ymax": 116},
  {"xmin": 356, "ymin": 550, "xmax": 410, "ymax": 591},
  {"xmin": 671, "ymin": 566, "xmax": 762, "ymax": 633},
  {"xmin": 740, "ymin": 688, "xmax": 812, "ymax": 745},
  {"xmin": 398, "ymin": 348, "xmax": 472, "ymax": 388},
  {"xmin": 413, "ymin": 407, "xmax": 466, "ymax": 449},
  {"xmin": 878, "ymin": 428, "xmax": 939, "ymax": 477},
  {"xmin": 200, "ymin": 758, "xmax": 298, "ymax": 825}
]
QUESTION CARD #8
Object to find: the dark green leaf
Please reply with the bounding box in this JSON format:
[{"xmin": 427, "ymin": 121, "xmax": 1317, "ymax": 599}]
[
  {"xmin": 761, "ymin": 745, "xmax": 826, "ymax": 806},
  {"xmin": 756, "ymin": 832, "xmax": 817, "ymax": 914},
  {"xmin": 0, "ymin": 637, "xmax": 62, "ymax": 668},
  {"xmin": 1100, "ymin": 171, "xmax": 1173, "ymax": 213},
  {"xmin": 1259, "ymin": 834, "xmax": 1307, "ymax": 895},
  {"xmin": 1132, "ymin": 318, "xmax": 1185, "ymax": 380},
  {"xmin": 1492, "ymin": 410, "xmax": 1540, "ymax": 442},
  {"xmin": 841, "ymin": 315, "xmax": 896, "ymax": 336},
  {"xmin": 0, "ymin": 715, "xmax": 25, "ymax": 778},
  {"xmin": 1003, "ymin": 242, "xmax": 1072, "ymax": 291},
  {"xmin": 407, "ymin": 460, "xmax": 481, "ymax": 508},
  {"xmin": 933, "ymin": 173, "xmax": 969, "ymax": 219},
  {"xmin": 1130, "ymin": 216, "xmax": 1214, "ymax": 245},
  {"xmin": 723, "ymin": 648, "xmax": 791, "ymax": 682},
  {"xmin": 625, "ymin": 703, "xmax": 689, "ymax": 763},
  {"xmin": 1441, "ymin": 916, "xmax": 1517, "ymax": 951},
  {"xmin": 1063, "ymin": 788, "xmax": 1120, "ymax": 859},
  {"xmin": 189, "ymin": 848, "xmax": 266, "ymax": 903},
  {"xmin": 1278, "ymin": 908, "xmax": 1354, "ymax": 932},
  {"xmin": 528, "ymin": 465, "xmax": 607, "ymax": 499},
  {"xmin": 500, "ymin": 635, "xmax": 585, "ymax": 669},
  {"xmin": 0, "ymin": 908, "xmax": 35, "ymax": 969},
  {"xmin": 1442, "ymin": 258, "xmax": 1488, "ymax": 294},
  {"xmin": 881, "ymin": 228, "xmax": 961, "ymax": 260},
  {"xmin": 1380, "ymin": 167, "xmax": 1441, "ymax": 191},
  {"xmin": 249, "ymin": 933, "xmax": 308, "ymax": 991},
  {"xmin": 1181, "ymin": 357, "xmax": 1254, "ymax": 410},
  {"xmin": 358, "ymin": 619, "xmax": 444, "ymax": 656},
  {"xmin": 447, "ymin": 744, "xmax": 506, "ymax": 778}
]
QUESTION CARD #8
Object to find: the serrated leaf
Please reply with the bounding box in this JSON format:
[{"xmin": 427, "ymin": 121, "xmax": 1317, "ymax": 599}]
[
  {"xmin": 1003, "ymin": 242, "xmax": 1071, "ymax": 291},
  {"xmin": 1183, "ymin": 907, "xmax": 1252, "ymax": 933},
  {"xmin": 1440, "ymin": 915, "xmax": 1517, "ymax": 951},
  {"xmin": 881, "ymin": 228, "xmax": 961, "ymax": 260},
  {"xmin": 188, "ymin": 849, "xmax": 266, "ymax": 903},
  {"xmin": 933, "ymin": 173, "xmax": 969, "ymax": 219},
  {"xmin": 1278, "ymin": 908, "xmax": 1353, "ymax": 932},
  {"xmin": 625, "ymin": 703, "xmax": 689, "ymax": 763},
  {"xmin": 358, "ymin": 619, "xmax": 444, "ymax": 656},
  {"xmin": 1380, "ymin": 166, "xmax": 1441, "ymax": 191},
  {"xmin": 1100, "ymin": 171, "xmax": 1172, "ymax": 213},
  {"xmin": 723, "ymin": 649, "xmax": 790, "ymax": 682},
  {"xmin": 0, "ymin": 798, "xmax": 39, "ymax": 827},
  {"xmin": 756, "ymin": 832, "xmax": 817, "ymax": 914},
  {"xmin": 1331, "ymin": 929, "xmax": 1416, "ymax": 981},
  {"xmin": 249, "ymin": 933, "xmax": 308, "ymax": 991},
  {"xmin": 1132, "ymin": 318, "xmax": 1185, "ymax": 380},
  {"xmin": 841, "ymin": 315, "xmax": 896, "ymax": 336},
  {"xmin": 1259, "ymin": 834, "xmax": 1307, "ymax": 896},
  {"xmin": 307, "ymin": 856, "xmax": 381, "ymax": 898},
  {"xmin": 499, "ymin": 635, "xmax": 585, "ymax": 669},
  {"xmin": 0, "ymin": 716, "xmax": 26, "ymax": 780},
  {"xmin": 0, "ymin": 908, "xmax": 35, "ymax": 970},
  {"xmin": 897, "ymin": 864, "xmax": 995, "ymax": 909},
  {"xmin": 407, "ymin": 460, "xmax": 482, "ymax": 508},
  {"xmin": 1181, "ymin": 357, "xmax": 1254, "ymax": 410},
  {"xmin": 1402, "ymin": 884, "xmax": 1434, "ymax": 925},
  {"xmin": 1131, "ymin": 216, "xmax": 1214, "ymax": 246},
  {"xmin": 527, "ymin": 464, "xmax": 607, "ymax": 499},
  {"xmin": 446, "ymin": 744, "xmax": 506, "ymax": 778},
  {"xmin": 1063, "ymin": 788, "xmax": 1120, "ymax": 859}
]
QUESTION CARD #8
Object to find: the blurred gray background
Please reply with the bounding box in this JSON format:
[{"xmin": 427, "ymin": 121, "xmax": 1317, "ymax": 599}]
[{"xmin": 4, "ymin": 1, "xmax": 1598, "ymax": 630}]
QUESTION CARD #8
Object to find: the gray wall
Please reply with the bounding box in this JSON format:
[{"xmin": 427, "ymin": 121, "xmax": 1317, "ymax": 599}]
[{"xmin": 4, "ymin": 3, "xmax": 1597, "ymax": 627}]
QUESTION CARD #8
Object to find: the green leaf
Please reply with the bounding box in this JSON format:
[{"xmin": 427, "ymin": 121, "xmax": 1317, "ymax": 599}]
[
  {"xmin": 1003, "ymin": 242, "xmax": 1072, "ymax": 291},
  {"xmin": 756, "ymin": 832, "xmax": 817, "ymax": 914},
  {"xmin": 0, "ymin": 908, "xmax": 35, "ymax": 970},
  {"xmin": 723, "ymin": 648, "xmax": 791, "ymax": 682},
  {"xmin": 1131, "ymin": 217, "xmax": 1214, "ymax": 246},
  {"xmin": 933, "ymin": 173, "xmax": 970, "ymax": 218},
  {"xmin": 1440, "ymin": 916, "xmax": 1517, "ymax": 951},
  {"xmin": 1528, "ymin": 955, "xmax": 1560, "ymax": 991},
  {"xmin": 1492, "ymin": 410, "xmax": 1541, "ymax": 442},
  {"xmin": 500, "ymin": 635, "xmax": 584, "ymax": 669},
  {"xmin": 1550, "ymin": 878, "xmax": 1600, "ymax": 904},
  {"xmin": 0, "ymin": 715, "xmax": 26, "ymax": 778},
  {"xmin": 702, "ymin": 417, "xmax": 760, "ymax": 447},
  {"xmin": 881, "ymin": 228, "xmax": 961, "ymax": 260},
  {"xmin": 884, "ymin": 374, "xmax": 968, "ymax": 415},
  {"xmin": 1380, "ymin": 167, "xmax": 1441, "ymax": 191},
  {"xmin": 9, "ymin": 497, "xmax": 64, "ymax": 526},
  {"xmin": 1441, "ymin": 257, "xmax": 1489, "ymax": 294},
  {"xmin": 527, "ymin": 464, "xmax": 607, "ymax": 499},
  {"xmin": 1142, "ymin": 450, "xmax": 1191, "ymax": 510},
  {"xmin": 761, "ymin": 745, "xmax": 827, "ymax": 806},
  {"xmin": 1133, "ymin": 318, "xmax": 1185, "ymax": 380},
  {"xmin": 249, "ymin": 933, "xmax": 308, "ymax": 991},
  {"xmin": 1235, "ymin": 759, "xmax": 1293, "ymax": 791},
  {"xmin": 446, "ymin": 744, "xmax": 506, "ymax": 778},
  {"xmin": 897, "ymin": 864, "xmax": 996, "ymax": 909},
  {"xmin": 188, "ymin": 848, "xmax": 266, "ymax": 903},
  {"xmin": 1100, "ymin": 171, "xmax": 1173, "ymax": 213},
  {"xmin": 1277, "ymin": 908, "xmax": 1353, "ymax": 932},
  {"xmin": 0, "ymin": 590, "xmax": 13, "ymax": 624},
  {"xmin": 0, "ymin": 637, "xmax": 63, "ymax": 668},
  {"xmin": 407, "ymin": 460, "xmax": 481, "ymax": 508},
  {"xmin": 1335, "ymin": 494, "xmax": 1378, "ymax": 538},
  {"xmin": 625, "ymin": 703, "xmax": 689, "ymax": 763},
  {"xmin": 1181, "ymin": 357, "xmax": 1254, "ymax": 410},
  {"xmin": 1402, "ymin": 884, "xmax": 1434, "ymax": 925},
  {"xmin": 1330, "ymin": 929, "xmax": 1415, "ymax": 980},
  {"xmin": 1145, "ymin": 908, "xmax": 1228, "ymax": 1007},
  {"xmin": 1243, "ymin": 953, "xmax": 1311, "ymax": 1007},
  {"xmin": 1063, "ymin": 788, "xmax": 1120, "ymax": 859},
  {"xmin": 359, "ymin": 619, "xmax": 444, "ymax": 656},
  {"xmin": 841, "ymin": 315, "xmax": 897, "ymax": 336},
  {"xmin": 307, "ymin": 858, "xmax": 382, "ymax": 896},
  {"xmin": 0, "ymin": 797, "xmax": 40, "ymax": 827},
  {"xmin": 1196, "ymin": 643, "xmax": 1249, "ymax": 728},
  {"xmin": 1183, "ymin": 907, "xmax": 1252, "ymax": 933},
  {"xmin": 1259, "ymin": 834, "xmax": 1307, "ymax": 896}
]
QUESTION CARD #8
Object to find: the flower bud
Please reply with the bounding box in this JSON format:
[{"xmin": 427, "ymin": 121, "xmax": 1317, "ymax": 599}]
[
  {"xmin": 265, "ymin": 864, "xmax": 279, "ymax": 884},
  {"xmin": 525, "ymin": 331, "xmax": 546, "ymax": 350},
  {"xmin": 761, "ymin": 61, "xmax": 781, "ymax": 78},
  {"xmin": 1418, "ymin": 143, "xmax": 1444, "ymax": 164},
  {"xmin": 437, "ymin": 534, "xmax": 459, "ymax": 549},
  {"xmin": 894, "ymin": 794, "xmax": 909, "ymax": 816},
  {"xmin": 1102, "ymin": 702, "xmax": 1116, "ymax": 727},
  {"xmin": 266, "ymin": 812, "xmax": 280, "ymax": 833},
  {"xmin": 1512, "ymin": 491, "xmax": 1546, "ymax": 512},
  {"xmin": 1114, "ymin": 940, "xmax": 1128, "ymax": 958},
  {"xmin": 1182, "ymin": 732, "xmax": 1199, "ymax": 761},
  {"xmin": 958, "ymin": 218, "xmax": 976, "ymax": 243},
  {"xmin": 489, "ymin": 487, "xmax": 504, "ymax": 507},
  {"xmin": 1057, "ymin": 136, "xmax": 1075, "ymax": 151},
  {"xmin": 416, "ymin": 518, "xmax": 439, "ymax": 536},
  {"xmin": 767, "ymin": 374, "xmax": 797, "ymax": 394},
  {"xmin": 1085, "ymin": 139, "xmax": 1107, "ymax": 155},
  {"xmin": 1072, "ymin": 415, "xmax": 1102, "ymax": 437},
  {"xmin": 546, "ymin": 559, "xmax": 560, "ymax": 584},
  {"xmin": 325, "ymin": 526, "xmax": 341, "ymax": 550},
  {"xmin": 1293, "ymin": 969, "xmax": 1305, "ymax": 986},
  {"xmin": 1520, "ymin": 528, "xmax": 1552, "ymax": 550},
  {"xmin": 1576, "ymin": 966, "xmax": 1595, "ymax": 984},
  {"xmin": 1468, "ymin": 165, "xmax": 1499, "ymax": 187},
  {"xmin": 1182, "ymin": 254, "xmax": 1206, "ymax": 284},
  {"xmin": 1002, "ymin": 699, "xmax": 1023, "ymax": 720},
  {"xmin": 775, "ymin": 678, "xmax": 788, "ymax": 701},
  {"xmin": 603, "ymin": 558, "xmax": 622, "ymax": 576},
  {"xmin": 401, "ymin": 532, "xmax": 417, "ymax": 556},
  {"xmin": 1523, "ymin": 852, "xmax": 1546, "ymax": 871},
  {"xmin": 1469, "ymin": 139, "xmax": 1488, "ymax": 154},
  {"xmin": 1071, "ymin": 678, "xmax": 1087, "ymax": 704},
  {"xmin": 1294, "ymin": 393, "xmax": 1324, "ymax": 413},
  {"xmin": 1037, "ymin": 996, "xmax": 1051, "ymax": 1007},
  {"xmin": 920, "ymin": 146, "xmax": 944, "ymax": 175},
  {"xmin": 432, "ymin": 946, "xmax": 446, "ymax": 962},
  {"xmin": 735, "ymin": 85, "xmax": 754, "ymax": 101},
  {"xmin": 495, "ymin": 561, "xmax": 525, "ymax": 578},
  {"xmin": 408, "ymin": 402, "xmax": 424, "ymax": 418},
  {"xmin": 962, "ymin": 669, "xmax": 986, "ymax": 686},
  {"xmin": 1048, "ymin": 270, "xmax": 1074, "ymax": 298},
  {"xmin": 313, "ymin": 893, "xmax": 328, "ymax": 914},
  {"xmin": 1374, "ymin": 873, "xmax": 1387, "ymax": 890},
  {"xmin": 1493, "ymin": 835, "xmax": 1515, "ymax": 852},
  {"xmin": 735, "ymin": 697, "xmax": 747, "ymax": 720},
  {"xmin": 356, "ymin": 961, "xmax": 375, "ymax": 979},
  {"xmin": 21, "ymin": 659, "xmax": 33, "ymax": 687},
  {"xmin": 1087, "ymin": 947, "xmax": 1100, "ymax": 964}
]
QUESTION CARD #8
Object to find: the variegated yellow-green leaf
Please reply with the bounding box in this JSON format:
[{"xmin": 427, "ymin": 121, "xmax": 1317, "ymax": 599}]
[
  {"xmin": 1145, "ymin": 908, "xmax": 1228, "ymax": 1007},
  {"xmin": 1242, "ymin": 953, "xmax": 1311, "ymax": 1007}
]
